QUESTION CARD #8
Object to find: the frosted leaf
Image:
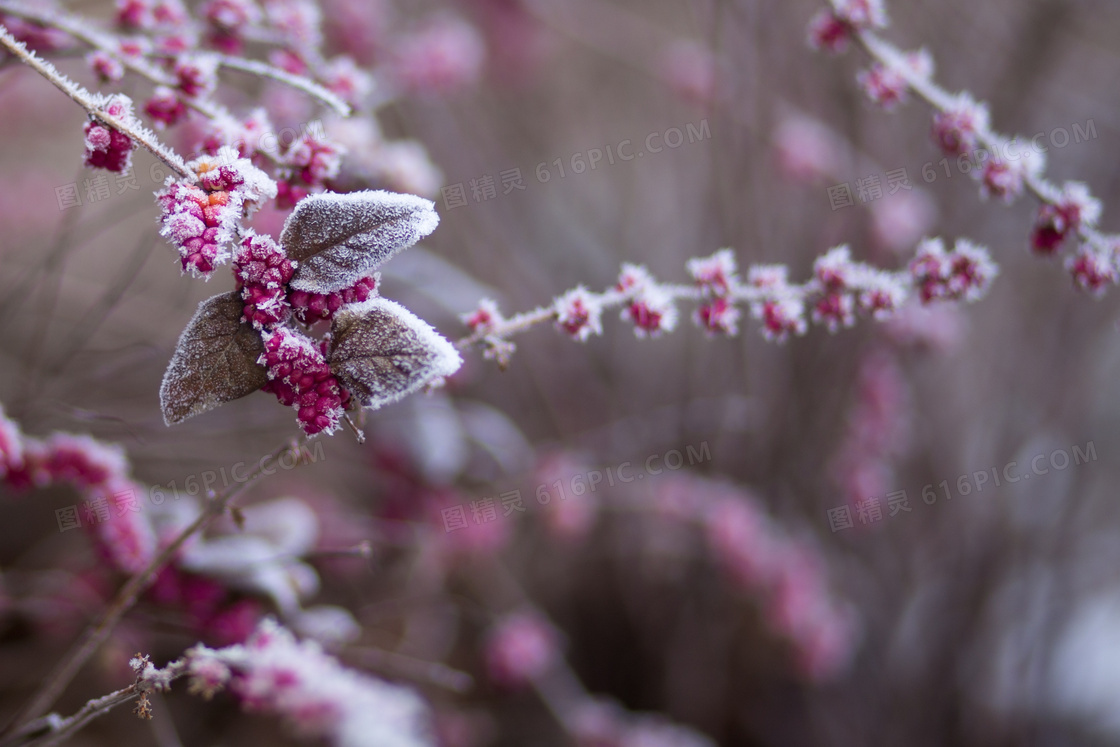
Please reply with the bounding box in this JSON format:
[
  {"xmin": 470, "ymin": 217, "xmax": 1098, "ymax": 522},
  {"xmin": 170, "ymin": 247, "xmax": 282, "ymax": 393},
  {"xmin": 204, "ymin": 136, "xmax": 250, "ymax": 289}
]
[
  {"xmin": 180, "ymin": 534, "xmax": 317, "ymax": 614},
  {"xmin": 160, "ymin": 292, "xmax": 269, "ymax": 425},
  {"xmin": 328, "ymin": 298, "xmax": 462, "ymax": 411},
  {"xmin": 282, "ymin": 190, "xmax": 439, "ymax": 293}
]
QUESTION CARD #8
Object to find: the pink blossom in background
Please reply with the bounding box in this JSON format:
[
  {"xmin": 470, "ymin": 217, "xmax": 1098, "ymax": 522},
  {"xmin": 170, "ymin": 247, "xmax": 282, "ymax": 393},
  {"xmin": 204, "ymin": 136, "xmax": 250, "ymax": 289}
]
[
  {"xmin": 773, "ymin": 115, "xmax": 844, "ymax": 184},
  {"xmin": 388, "ymin": 14, "xmax": 486, "ymax": 96},
  {"xmin": 483, "ymin": 612, "xmax": 560, "ymax": 688},
  {"xmin": 658, "ymin": 40, "xmax": 717, "ymax": 106},
  {"xmin": 460, "ymin": 0, "xmax": 551, "ymax": 84}
]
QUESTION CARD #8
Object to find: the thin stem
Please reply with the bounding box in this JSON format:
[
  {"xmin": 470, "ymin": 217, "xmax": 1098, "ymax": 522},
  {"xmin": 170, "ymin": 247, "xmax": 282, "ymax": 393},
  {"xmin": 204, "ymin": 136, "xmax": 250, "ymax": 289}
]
[
  {"xmin": 0, "ymin": 25, "xmax": 193, "ymax": 181},
  {"xmin": 1, "ymin": 438, "xmax": 307, "ymax": 739},
  {"xmin": 210, "ymin": 54, "xmax": 350, "ymax": 117},
  {"xmin": 853, "ymin": 29, "xmax": 1107, "ymax": 247}
]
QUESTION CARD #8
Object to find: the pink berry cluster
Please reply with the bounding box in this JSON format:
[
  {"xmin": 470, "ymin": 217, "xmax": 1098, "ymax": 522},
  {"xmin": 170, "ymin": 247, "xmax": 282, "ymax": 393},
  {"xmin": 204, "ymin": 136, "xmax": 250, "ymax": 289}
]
[
  {"xmin": 908, "ymin": 238, "xmax": 998, "ymax": 303},
  {"xmin": 616, "ymin": 264, "xmax": 680, "ymax": 338},
  {"xmin": 232, "ymin": 224, "xmax": 380, "ymax": 330},
  {"xmin": 259, "ymin": 327, "xmax": 351, "ymax": 436},
  {"xmin": 0, "ymin": 405, "xmax": 155, "ymax": 575},
  {"xmin": 698, "ymin": 486, "xmax": 856, "ymax": 680},
  {"xmin": 811, "ymin": 1, "xmax": 1120, "ymax": 296},
  {"xmin": 116, "ymin": 0, "xmax": 190, "ymax": 32},
  {"xmin": 687, "ymin": 249, "xmax": 742, "ymax": 335},
  {"xmin": 829, "ymin": 348, "xmax": 911, "ymax": 515},
  {"xmin": 83, "ymin": 94, "xmax": 138, "ymax": 173},
  {"xmin": 182, "ymin": 618, "xmax": 431, "ymax": 744},
  {"xmin": 276, "ymin": 132, "xmax": 344, "ymax": 209},
  {"xmin": 234, "ymin": 232, "xmax": 298, "ymax": 328},
  {"xmin": 388, "ymin": 15, "xmax": 486, "ymax": 96},
  {"xmin": 289, "ymin": 275, "xmax": 378, "ymax": 324},
  {"xmin": 157, "ymin": 148, "xmax": 278, "ymax": 276},
  {"xmin": 807, "ymin": 0, "xmax": 888, "ymax": 53},
  {"xmin": 150, "ymin": 567, "xmax": 264, "ymax": 647},
  {"xmin": 199, "ymin": 0, "xmax": 263, "ymax": 52},
  {"xmin": 553, "ymin": 287, "xmax": 604, "ymax": 342},
  {"xmin": 143, "ymin": 54, "xmax": 220, "ymax": 128}
]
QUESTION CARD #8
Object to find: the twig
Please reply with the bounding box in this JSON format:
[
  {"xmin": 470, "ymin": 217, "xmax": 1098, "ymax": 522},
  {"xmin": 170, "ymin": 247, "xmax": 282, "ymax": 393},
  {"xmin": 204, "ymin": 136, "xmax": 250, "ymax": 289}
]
[
  {"xmin": 853, "ymin": 29, "xmax": 1109, "ymax": 249},
  {"xmin": 0, "ymin": 24, "xmax": 193, "ymax": 181},
  {"xmin": 0, "ymin": 438, "xmax": 308, "ymax": 739},
  {"xmin": 210, "ymin": 54, "xmax": 350, "ymax": 117}
]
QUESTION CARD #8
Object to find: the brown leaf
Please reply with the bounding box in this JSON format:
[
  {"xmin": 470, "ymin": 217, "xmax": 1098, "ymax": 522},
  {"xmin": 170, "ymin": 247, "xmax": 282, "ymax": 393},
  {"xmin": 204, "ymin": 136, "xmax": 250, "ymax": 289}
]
[
  {"xmin": 160, "ymin": 292, "xmax": 268, "ymax": 425},
  {"xmin": 328, "ymin": 298, "xmax": 462, "ymax": 410},
  {"xmin": 281, "ymin": 190, "xmax": 439, "ymax": 293}
]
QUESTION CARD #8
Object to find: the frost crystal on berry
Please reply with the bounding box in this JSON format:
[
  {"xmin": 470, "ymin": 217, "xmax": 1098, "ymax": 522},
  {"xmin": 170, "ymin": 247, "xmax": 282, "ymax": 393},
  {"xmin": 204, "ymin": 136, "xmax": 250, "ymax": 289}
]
[
  {"xmin": 259, "ymin": 327, "xmax": 349, "ymax": 436},
  {"xmin": 931, "ymin": 94, "xmax": 990, "ymax": 156},
  {"xmin": 979, "ymin": 145, "xmax": 1044, "ymax": 203},
  {"xmin": 234, "ymin": 232, "xmax": 297, "ymax": 329},
  {"xmin": 808, "ymin": 0, "xmax": 887, "ymax": 53},
  {"xmin": 1066, "ymin": 245, "xmax": 1117, "ymax": 295},
  {"xmin": 83, "ymin": 94, "xmax": 137, "ymax": 173},
  {"xmin": 174, "ymin": 53, "xmax": 220, "ymax": 98},
  {"xmin": 687, "ymin": 249, "xmax": 738, "ymax": 296},
  {"xmin": 909, "ymin": 237, "xmax": 997, "ymax": 303},
  {"xmin": 283, "ymin": 132, "xmax": 344, "ymax": 189},
  {"xmin": 186, "ymin": 619, "xmax": 431, "ymax": 745},
  {"xmin": 831, "ymin": 0, "xmax": 888, "ymax": 29},
  {"xmin": 812, "ymin": 292, "xmax": 857, "ymax": 332},
  {"xmin": 695, "ymin": 297, "xmax": 741, "ymax": 336},
  {"xmin": 807, "ymin": 10, "xmax": 852, "ymax": 53},
  {"xmin": 145, "ymin": 85, "xmax": 188, "ymax": 128},
  {"xmin": 623, "ymin": 284, "xmax": 678, "ymax": 338},
  {"xmin": 856, "ymin": 63, "xmax": 908, "ymax": 109},
  {"xmin": 289, "ymin": 275, "xmax": 378, "ymax": 324},
  {"xmin": 87, "ymin": 51, "xmax": 125, "ymax": 83},
  {"xmin": 554, "ymin": 287, "xmax": 603, "ymax": 341},
  {"xmin": 1031, "ymin": 182, "xmax": 1102, "ymax": 255},
  {"xmin": 460, "ymin": 298, "xmax": 502, "ymax": 333},
  {"xmin": 754, "ymin": 294, "xmax": 807, "ymax": 342},
  {"xmin": 157, "ymin": 182, "xmax": 241, "ymax": 275},
  {"xmin": 857, "ymin": 272, "xmax": 908, "ymax": 319}
]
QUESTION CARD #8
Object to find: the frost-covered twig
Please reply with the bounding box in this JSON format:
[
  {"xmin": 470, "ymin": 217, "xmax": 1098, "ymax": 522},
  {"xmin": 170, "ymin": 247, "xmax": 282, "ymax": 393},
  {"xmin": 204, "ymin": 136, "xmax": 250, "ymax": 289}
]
[
  {"xmin": 810, "ymin": 0, "xmax": 1118, "ymax": 293},
  {"xmin": 0, "ymin": 24, "xmax": 193, "ymax": 180},
  {"xmin": 3, "ymin": 436, "xmax": 308, "ymax": 738},
  {"xmin": 208, "ymin": 54, "xmax": 351, "ymax": 117},
  {"xmin": 8, "ymin": 656, "xmax": 189, "ymax": 747},
  {"xmin": 456, "ymin": 238, "xmax": 997, "ymax": 366},
  {"xmin": 183, "ymin": 619, "xmax": 432, "ymax": 746}
]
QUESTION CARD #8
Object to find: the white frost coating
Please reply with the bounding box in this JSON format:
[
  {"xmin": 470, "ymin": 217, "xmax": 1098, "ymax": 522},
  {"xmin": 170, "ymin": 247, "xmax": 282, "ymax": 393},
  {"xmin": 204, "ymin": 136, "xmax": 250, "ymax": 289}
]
[
  {"xmin": 192, "ymin": 146, "xmax": 279, "ymax": 205},
  {"xmin": 330, "ymin": 297, "xmax": 463, "ymax": 411},
  {"xmin": 190, "ymin": 618, "xmax": 433, "ymax": 747},
  {"xmin": 180, "ymin": 534, "xmax": 318, "ymax": 615},
  {"xmin": 282, "ymin": 190, "xmax": 440, "ymax": 293},
  {"xmin": 235, "ymin": 497, "xmax": 319, "ymax": 555},
  {"xmin": 289, "ymin": 605, "xmax": 361, "ymax": 648}
]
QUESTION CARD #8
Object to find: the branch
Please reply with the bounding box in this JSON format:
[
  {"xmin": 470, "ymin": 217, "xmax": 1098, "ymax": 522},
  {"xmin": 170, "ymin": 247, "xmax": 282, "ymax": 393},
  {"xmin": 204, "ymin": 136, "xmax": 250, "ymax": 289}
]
[
  {"xmin": 0, "ymin": 438, "xmax": 308, "ymax": 739},
  {"xmin": 0, "ymin": 23, "xmax": 193, "ymax": 181},
  {"xmin": 455, "ymin": 239, "xmax": 996, "ymax": 366}
]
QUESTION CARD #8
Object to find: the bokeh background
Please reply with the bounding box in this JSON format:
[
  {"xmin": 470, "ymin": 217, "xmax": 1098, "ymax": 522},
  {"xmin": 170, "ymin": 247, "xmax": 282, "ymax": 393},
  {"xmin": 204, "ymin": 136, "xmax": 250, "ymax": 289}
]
[{"xmin": 3, "ymin": 0, "xmax": 1120, "ymax": 745}]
